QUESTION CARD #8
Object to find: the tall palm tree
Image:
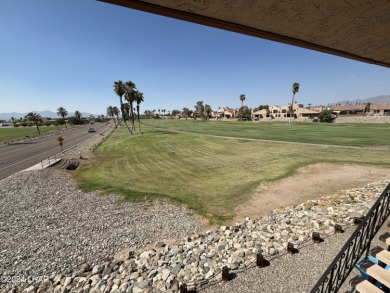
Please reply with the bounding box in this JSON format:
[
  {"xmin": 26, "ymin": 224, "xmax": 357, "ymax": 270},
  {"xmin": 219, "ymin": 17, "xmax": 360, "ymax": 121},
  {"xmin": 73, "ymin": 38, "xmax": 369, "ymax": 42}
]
[
  {"xmin": 74, "ymin": 110, "xmax": 82, "ymax": 124},
  {"xmin": 289, "ymin": 82, "xmax": 300, "ymax": 122},
  {"xmin": 26, "ymin": 112, "xmax": 42, "ymax": 135},
  {"xmin": 135, "ymin": 91, "xmax": 144, "ymax": 133},
  {"xmin": 113, "ymin": 80, "xmax": 126, "ymax": 124},
  {"xmin": 56, "ymin": 107, "xmax": 68, "ymax": 128},
  {"xmin": 239, "ymin": 94, "xmax": 246, "ymax": 122},
  {"xmin": 124, "ymin": 80, "xmax": 137, "ymax": 132}
]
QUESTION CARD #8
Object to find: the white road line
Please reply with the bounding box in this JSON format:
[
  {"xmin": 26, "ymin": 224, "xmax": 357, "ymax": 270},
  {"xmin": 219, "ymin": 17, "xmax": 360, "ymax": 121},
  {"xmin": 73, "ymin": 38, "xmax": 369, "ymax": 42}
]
[{"xmin": 0, "ymin": 148, "xmax": 56, "ymax": 171}]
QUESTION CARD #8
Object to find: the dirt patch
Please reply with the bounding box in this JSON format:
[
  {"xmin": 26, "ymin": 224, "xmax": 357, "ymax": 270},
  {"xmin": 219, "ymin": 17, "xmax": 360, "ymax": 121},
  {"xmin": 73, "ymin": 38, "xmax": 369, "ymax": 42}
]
[{"xmin": 235, "ymin": 163, "xmax": 390, "ymax": 220}]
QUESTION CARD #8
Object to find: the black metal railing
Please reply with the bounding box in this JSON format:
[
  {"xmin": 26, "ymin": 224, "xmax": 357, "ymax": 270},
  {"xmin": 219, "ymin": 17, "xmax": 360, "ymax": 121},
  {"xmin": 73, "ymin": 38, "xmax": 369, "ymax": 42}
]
[{"xmin": 311, "ymin": 182, "xmax": 390, "ymax": 293}]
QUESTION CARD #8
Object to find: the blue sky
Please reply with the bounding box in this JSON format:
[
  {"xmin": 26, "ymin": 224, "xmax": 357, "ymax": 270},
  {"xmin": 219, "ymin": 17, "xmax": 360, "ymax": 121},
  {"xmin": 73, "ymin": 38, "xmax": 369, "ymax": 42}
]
[{"xmin": 1, "ymin": 0, "xmax": 390, "ymax": 116}]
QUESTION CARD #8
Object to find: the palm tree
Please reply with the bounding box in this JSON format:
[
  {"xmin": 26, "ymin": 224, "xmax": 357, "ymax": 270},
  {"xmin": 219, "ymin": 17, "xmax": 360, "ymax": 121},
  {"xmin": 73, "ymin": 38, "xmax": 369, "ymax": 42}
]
[
  {"xmin": 26, "ymin": 112, "xmax": 42, "ymax": 135},
  {"xmin": 289, "ymin": 82, "xmax": 300, "ymax": 122},
  {"xmin": 204, "ymin": 104, "xmax": 212, "ymax": 121},
  {"xmin": 239, "ymin": 94, "xmax": 246, "ymax": 122},
  {"xmin": 124, "ymin": 80, "xmax": 137, "ymax": 132},
  {"xmin": 113, "ymin": 80, "xmax": 126, "ymax": 124},
  {"xmin": 112, "ymin": 106, "xmax": 120, "ymax": 127},
  {"xmin": 57, "ymin": 107, "xmax": 68, "ymax": 128},
  {"xmin": 135, "ymin": 91, "xmax": 144, "ymax": 133},
  {"xmin": 106, "ymin": 106, "xmax": 116, "ymax": 127},
  {"xmin": 162, "ymin": 109, "xmax": 166, "ymax": 118},
  {"xmin": 74, "ymin": 110, "xmax": 82, "ymax": 124}
]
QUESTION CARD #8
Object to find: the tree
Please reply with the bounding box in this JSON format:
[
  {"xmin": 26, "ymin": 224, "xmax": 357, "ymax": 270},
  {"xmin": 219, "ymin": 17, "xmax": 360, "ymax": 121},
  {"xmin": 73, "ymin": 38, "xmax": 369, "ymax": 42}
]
[
  {"xmin": 194, "ymin": 101, "xmax": 204, "ymax": 120},
  {"xmin": 26, "ymin": 112, "xmax": 42, "ymax": 135},
  {"xmin": 74, "ymin": 110, "xmax": 82, "ymax": 124},
  {"xmin": 204, "ymin": 104, "xmax": 212, "ymax": 121},
  {"xmin": 254, "ymin": 105, "xmax": 269, "ymax": 111},
  {"xmin": 144, "ymin": 110, "xmax": 153, "ymax": 119},
  {"xmin": 238, "ymin": 106, "xmax": 252, "ymax": 121},
  {"xmin": 171, "ymin": 109, "xmax": 180, "ymax": 116},
  {"xmin": 318, "ymin": 109, "xmax": 335, "ymax": 122},
  {"xmin": 182, "ymin": 107, "xmax": 190, "ymax": 120},
  {"xmin": 364, "ymin": 102, "xmax": 372, "ymax": 114},
  {"xmin": 113, "ymin": 80, "xmax": 126, "ymax": 124},
  {"xmin": 135, "ymin": 91, "xmax": 144, "ymax": 133},
  {"xmin": 57, "ymin": 107, "xmax": 68, "ymax": 128},
  {"xmin": 289, "ymin": 82, "xmax": 300, "ymax": 122},
  {"xmin": 308, "ymin": 103, "xmax": 312, "ymax": 109},
  {"xmin": 239, "ymin": 94, "xmax": 246, "ymax": 122},
  {"xmin": 124, "ymin": 80, "xmax": 137, "ymax": 132},
  {"xmin": 112, "ymin": 106, "xmax": 120, "ymax": 126},
  {"xmin": 106, "ymin": 106, "xmax": 116, "ymax": 127}
]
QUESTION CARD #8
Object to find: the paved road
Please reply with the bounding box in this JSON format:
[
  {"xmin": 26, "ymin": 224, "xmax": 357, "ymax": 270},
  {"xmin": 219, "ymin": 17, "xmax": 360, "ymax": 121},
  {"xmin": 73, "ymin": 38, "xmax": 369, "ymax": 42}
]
[{"xmin": 0, "ymin": 123, "xmax": 107, "ymax": 180}]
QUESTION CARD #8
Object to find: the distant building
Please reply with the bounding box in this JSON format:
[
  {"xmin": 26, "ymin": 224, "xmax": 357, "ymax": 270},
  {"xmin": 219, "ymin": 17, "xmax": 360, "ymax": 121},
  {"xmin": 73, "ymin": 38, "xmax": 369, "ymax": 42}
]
[
  {"xmin": 331, "ymin": 103, "xmax": 390, "ymax": 116},
  {"xmin": 252, "ymin": 103, "xmax": 320, "ymax": 120},
  {"xmin": 0, "ymin": 123, "xmax": 13, "ymax": 127}
]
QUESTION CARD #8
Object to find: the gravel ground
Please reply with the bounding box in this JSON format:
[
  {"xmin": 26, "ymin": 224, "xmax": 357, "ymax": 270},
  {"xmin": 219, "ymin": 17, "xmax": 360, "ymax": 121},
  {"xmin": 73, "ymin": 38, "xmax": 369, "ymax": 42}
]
[
  {"xmin": 0, "ymin": 126, "xmax": 205, "ymax": 292},
  {"xmin": 201, "ymin": 219, "xmax": 390, "ymax": 293},
  {"xmin": 0, "ymin": 170, "xmax": 204, "ymax": 291}
]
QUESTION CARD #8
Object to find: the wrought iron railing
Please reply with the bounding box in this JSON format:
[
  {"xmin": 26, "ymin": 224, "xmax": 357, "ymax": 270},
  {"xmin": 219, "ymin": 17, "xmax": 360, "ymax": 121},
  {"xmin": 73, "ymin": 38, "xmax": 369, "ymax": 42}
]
[{"xmin": 311, "ymin": 182, "xmax": 390, "ymax": 293}]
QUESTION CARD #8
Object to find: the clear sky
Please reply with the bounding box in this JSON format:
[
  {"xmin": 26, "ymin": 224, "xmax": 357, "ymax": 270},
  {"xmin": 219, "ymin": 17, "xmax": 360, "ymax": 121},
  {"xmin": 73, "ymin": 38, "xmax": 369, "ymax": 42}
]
[{"xmin": 1, "ymin": 0, "xmax": 390, "ymax": 116}]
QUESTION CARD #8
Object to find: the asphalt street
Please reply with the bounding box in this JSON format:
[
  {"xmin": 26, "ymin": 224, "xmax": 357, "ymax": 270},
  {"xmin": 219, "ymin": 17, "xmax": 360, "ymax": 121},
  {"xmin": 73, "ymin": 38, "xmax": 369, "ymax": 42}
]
[{"xmin": 0, "ymin": 123, "xmax": 107, "ymax": 180}]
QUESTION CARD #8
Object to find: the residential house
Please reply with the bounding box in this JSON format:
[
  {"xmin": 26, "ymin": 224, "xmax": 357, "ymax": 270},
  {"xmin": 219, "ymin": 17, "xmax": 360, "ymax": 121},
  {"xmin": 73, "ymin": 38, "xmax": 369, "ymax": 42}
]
[
  {"xmin": 251, "ymin": 109, "xmax": 269, "ymax": 120},
  {"xmin": 214, "ymin": 107, "xmax": 237, "ymax": 119},
  {"xmin": 252, "ymin": 103, "xmax": 320, "ymax": 120},
  {"xmin": 330, "ymin": 104, "xmax": 390, "ymax": 116}
]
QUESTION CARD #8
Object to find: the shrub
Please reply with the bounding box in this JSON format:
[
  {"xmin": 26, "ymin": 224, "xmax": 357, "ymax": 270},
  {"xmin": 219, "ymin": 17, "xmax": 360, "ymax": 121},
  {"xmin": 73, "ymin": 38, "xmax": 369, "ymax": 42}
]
[{"xmin": 318, "ymin": 110, "xmax": 335, "ymax": 122}]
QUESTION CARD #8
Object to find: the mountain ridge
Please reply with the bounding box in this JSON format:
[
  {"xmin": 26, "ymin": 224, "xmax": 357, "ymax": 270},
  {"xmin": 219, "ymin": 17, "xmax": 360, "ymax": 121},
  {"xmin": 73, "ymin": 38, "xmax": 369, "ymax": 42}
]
[{"xmin": 330, "ymin": 94, "xmax": 390, "ymax": 106}]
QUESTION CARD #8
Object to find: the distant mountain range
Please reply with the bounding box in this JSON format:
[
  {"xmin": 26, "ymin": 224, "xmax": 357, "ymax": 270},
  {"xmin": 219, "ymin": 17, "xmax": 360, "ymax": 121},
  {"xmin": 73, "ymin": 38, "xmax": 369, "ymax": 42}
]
[
  {"xmin": 0, "ymin": 110, "xmax": 100, "ymax": 121},
  {"xmin": 330, "ymin": 94, "xmax": 390, "ymax": 106}
]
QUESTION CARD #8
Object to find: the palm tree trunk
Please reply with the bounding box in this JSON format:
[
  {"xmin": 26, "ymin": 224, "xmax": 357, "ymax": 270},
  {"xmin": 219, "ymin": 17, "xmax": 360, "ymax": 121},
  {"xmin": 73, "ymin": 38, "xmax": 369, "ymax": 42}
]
[
  {"xmin": 63, "ymin": 115, "xmax": 67, "ymax": 128},
  {"xmin": 289, "ymin": 94, "xmax": 295, "ymax": 123},
  {"xmin": 130, "ymin": 102, "xmax": 136, "ymax": 131},
  {"xmin": 241, "ymin": 101, "xmax": 243, "ymax": 122},
  {"xmin": 36, "ymin": 123, "xmax": 41, "ymax": 135},
  {"xmin": 123, "ymin": 119, "xmax": 132, "ymax": 134},
  {"xmin": 116, "ymin": 114, "xmax": 120, "ymax": 128},
  {"xmin": 119, "ymin": 96, "xmax": 125, "ymax": 126},
  {"xmin": 137, "ymin": 106, "xmax": 141, "ymax": 133}
]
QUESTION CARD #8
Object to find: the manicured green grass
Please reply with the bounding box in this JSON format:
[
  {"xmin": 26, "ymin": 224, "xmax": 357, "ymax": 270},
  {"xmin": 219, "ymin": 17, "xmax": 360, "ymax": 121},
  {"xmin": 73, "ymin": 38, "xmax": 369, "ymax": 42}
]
[
  {"xmin": 141, "ymin": 120, "xmax": 390, "ymax": 147},
  {"xmin": 75, "ymin": 125, "xmax": 390, "ymax": 224},
  {"xmin": 0, "ymin": 126, "xmax": 65, "ymax": 142}
]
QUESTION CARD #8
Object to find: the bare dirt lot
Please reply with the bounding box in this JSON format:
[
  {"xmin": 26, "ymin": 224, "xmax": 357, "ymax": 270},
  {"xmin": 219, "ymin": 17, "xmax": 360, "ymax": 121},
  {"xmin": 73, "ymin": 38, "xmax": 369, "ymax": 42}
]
[{"xmin": 235, "ymin": 163, "xmax": 390, "ymax": 220}]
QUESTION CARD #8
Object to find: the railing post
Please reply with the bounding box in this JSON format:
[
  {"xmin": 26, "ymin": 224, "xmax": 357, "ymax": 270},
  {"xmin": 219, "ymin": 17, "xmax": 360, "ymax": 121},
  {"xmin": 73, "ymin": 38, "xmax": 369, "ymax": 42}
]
[
  {"xmin": 365, "ymin": 204, "xmax": 380, "ymax": 258},
  {"xmin": 310, "ymin": 183, "xmax": 390, "ymax": 293}
]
